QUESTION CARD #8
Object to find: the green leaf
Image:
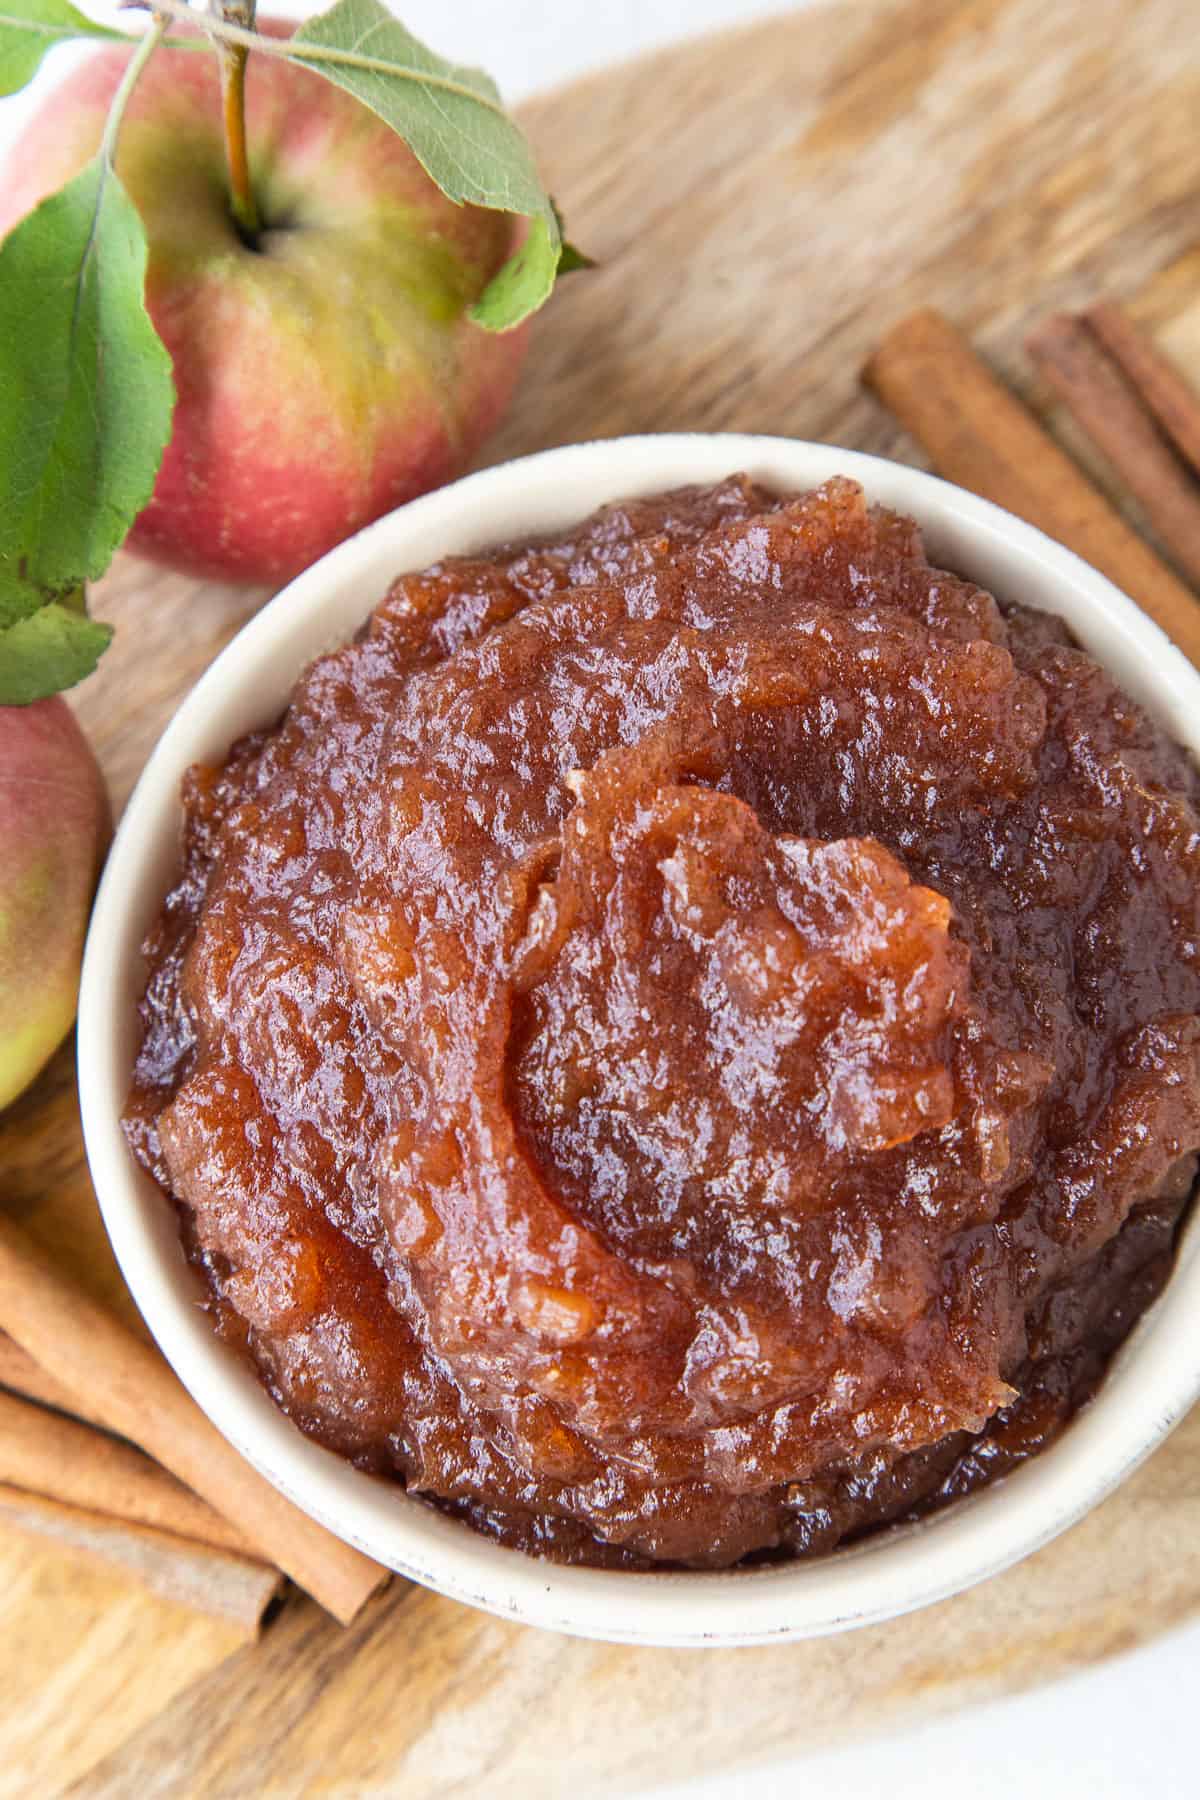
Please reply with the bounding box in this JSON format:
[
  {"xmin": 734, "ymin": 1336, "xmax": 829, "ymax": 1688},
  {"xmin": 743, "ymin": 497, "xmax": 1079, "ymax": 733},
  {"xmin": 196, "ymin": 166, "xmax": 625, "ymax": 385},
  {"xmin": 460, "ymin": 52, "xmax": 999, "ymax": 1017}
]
[
  {"xmin": 465, "ymin": 214, "xmax": 556, "ymax": 333},
  {"xmin": 0, "ymin": 600, "xmax": 112, "ymax": 704},
  {"xmin": 0, "ymin": 0, "xmax": 124, "ymax": 97},
  {"xmin": 288, "ymin": 0, "xmax": 577, "ymax": 331},
  {"xmin": 0, "ymin": 152, "xmax": 175, "ymax": 603},
  {"xmin": 0, "ymin": 570, "xmax": 46, "ymax": 631}
]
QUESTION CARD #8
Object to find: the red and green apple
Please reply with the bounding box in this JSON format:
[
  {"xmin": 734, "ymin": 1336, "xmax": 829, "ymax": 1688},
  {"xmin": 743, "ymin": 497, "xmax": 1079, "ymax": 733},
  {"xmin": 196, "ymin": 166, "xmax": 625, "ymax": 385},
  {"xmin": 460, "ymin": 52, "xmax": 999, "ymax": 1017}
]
[{"xmin": 0, "ymin": 23, "xmax": 529, "ymax": 586}]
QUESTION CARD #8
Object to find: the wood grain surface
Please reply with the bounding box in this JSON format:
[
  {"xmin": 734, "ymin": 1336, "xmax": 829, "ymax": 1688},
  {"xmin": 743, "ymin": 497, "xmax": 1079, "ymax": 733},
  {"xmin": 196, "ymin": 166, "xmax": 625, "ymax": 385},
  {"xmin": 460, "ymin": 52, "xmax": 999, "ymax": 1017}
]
[{"xmin": 4, "ymin": 0, "xmax": 1200, "ymax": 1793}]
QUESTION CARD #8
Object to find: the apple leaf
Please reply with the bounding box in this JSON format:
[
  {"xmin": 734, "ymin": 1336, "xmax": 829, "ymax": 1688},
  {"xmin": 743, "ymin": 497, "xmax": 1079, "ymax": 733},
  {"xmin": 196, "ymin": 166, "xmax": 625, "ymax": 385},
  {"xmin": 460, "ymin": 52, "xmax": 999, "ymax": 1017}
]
[
  {"xmin": 0, "ymin": 573, "xmax": 45, "ymax": 632},
  {"xmin": 0, "ymin": 152, "xmax": 175, "ymax": 602},
  {"xmin": 0, "ymin": 601, "xmax": 112, "ymax": 705},
  {"xmin": 465, "ymin": 214, "xmax": 559, "ymax": 334},
  {"xmin": 288, "ymin": 0, "xmax": 583, "ymax": 331},
  {"xmin": 0, "ymin": 0, "xmax": 124, "ymax": 97}
]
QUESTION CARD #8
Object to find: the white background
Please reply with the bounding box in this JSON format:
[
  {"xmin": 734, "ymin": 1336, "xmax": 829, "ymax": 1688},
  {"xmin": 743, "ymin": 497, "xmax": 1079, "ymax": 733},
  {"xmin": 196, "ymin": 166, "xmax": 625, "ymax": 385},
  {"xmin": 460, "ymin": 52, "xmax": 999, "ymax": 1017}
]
[{"xmin": 2, "ymin": 4, "xmax": 1198, "ymax": 1796}]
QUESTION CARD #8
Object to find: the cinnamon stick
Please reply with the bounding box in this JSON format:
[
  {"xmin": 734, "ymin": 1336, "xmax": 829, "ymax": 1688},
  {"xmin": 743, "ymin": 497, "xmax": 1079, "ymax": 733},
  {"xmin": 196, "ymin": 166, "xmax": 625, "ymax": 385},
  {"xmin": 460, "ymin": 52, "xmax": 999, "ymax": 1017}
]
[
  {"xmin": 1026, "ymin": 312, "xmax": 1200, "ymax": 591},
  {"xmin": 0, "ymin": 1216, "xmax": 389, "ymax": 1624},
  {"xmin": 0, "ymin": 1389, "xmax": 254, "ymax": 1556},
  {"xmin": 863, "ymin": 308, "xmax": 1200, "ymax": 669},
  {"xmin": 1086, "ymin": 301, "xmax": 1200, "ymax": 479},
  {"xmin": 0, "ymin": 1482, "xmax": 282, "ymax": 1632},
  {"xmin": 0, "ymin": 1330, "xmax": 107, "ymax": 1427}
]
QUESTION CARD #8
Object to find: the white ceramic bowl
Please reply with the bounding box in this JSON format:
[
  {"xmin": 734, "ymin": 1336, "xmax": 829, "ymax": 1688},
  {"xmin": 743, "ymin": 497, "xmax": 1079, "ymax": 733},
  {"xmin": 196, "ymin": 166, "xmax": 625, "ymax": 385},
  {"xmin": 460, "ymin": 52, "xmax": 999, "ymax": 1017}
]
[{"xmin": 78, "ymin": 434, "xmax": 1200, "ymax": 1647}]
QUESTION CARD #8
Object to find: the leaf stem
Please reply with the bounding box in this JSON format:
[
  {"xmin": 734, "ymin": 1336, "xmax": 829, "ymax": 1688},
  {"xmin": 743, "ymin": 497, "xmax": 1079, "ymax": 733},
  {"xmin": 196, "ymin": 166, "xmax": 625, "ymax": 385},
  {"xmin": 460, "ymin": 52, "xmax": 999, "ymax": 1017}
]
[
  {"xmin": 100, "ymin": 14, "xmax": 168, "ymax": 166},
  {"xmin": 135, "ymin": 0, "xmax": 509, "ymax": 114},
  {"xmin": 214, "ymin": 3, "xmax": 260, "ymax": 242}
]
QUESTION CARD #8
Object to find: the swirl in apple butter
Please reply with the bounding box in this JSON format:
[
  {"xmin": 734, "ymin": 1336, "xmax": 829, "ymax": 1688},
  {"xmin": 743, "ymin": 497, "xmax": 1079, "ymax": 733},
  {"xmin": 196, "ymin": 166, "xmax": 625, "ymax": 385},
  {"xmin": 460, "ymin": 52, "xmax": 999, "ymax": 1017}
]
[{"xmin": 125, "ymin": 476, "xmax": 1200, "ymax": 1567}]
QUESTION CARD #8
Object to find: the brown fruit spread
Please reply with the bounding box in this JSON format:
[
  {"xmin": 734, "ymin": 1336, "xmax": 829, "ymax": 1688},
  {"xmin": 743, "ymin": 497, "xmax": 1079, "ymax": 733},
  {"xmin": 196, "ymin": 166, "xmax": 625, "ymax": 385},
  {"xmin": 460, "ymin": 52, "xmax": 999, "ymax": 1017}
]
[{"xmin": 125, "ymin": 477, "xmax": 1200, "ymax": 1568}]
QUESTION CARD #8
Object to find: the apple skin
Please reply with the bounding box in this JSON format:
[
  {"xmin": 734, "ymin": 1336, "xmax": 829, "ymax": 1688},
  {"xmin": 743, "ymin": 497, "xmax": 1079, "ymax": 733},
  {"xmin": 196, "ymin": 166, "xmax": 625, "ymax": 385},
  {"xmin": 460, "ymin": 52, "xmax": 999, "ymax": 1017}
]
[
  {"xmin": 0, "ymin": 26, "xmax": 529, "ymax": 585},
  {"xmin": 0, "ymin": 700, "xmax": 111, "ymax": 1112}
]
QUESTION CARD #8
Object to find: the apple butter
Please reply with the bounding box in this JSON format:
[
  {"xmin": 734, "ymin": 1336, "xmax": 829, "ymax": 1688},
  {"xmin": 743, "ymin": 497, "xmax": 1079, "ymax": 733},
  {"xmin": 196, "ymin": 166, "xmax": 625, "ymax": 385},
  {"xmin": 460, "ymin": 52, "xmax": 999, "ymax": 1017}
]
[{"xmin": 125, "ymin": 477, "xmax": 1200, "ymax": 1566}]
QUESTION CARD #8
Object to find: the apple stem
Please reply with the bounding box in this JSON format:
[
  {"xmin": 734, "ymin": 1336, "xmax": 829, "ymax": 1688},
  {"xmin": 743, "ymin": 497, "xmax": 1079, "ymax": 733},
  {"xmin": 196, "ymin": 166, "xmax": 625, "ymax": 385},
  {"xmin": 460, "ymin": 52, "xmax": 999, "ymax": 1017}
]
[{"xmin": 214, "ymin": 1, "xmax": 260, "ymax": 245}]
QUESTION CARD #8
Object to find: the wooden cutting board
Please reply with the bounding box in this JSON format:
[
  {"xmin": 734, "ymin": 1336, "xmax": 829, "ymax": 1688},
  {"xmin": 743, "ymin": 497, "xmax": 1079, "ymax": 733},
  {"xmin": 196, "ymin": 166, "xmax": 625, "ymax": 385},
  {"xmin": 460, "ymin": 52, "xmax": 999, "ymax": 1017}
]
[{"xmin": 5, "ymin": 0, "xmax": 1200, "ymax": 1792}]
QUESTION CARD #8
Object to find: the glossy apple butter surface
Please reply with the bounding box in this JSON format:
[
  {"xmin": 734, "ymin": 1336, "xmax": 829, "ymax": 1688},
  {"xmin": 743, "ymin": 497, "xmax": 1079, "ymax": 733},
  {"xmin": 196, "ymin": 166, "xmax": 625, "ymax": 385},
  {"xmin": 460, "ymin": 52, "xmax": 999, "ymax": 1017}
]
[{"xmin": 125, "ymin": 477, "xmax": 1200, "ymax": 1567}]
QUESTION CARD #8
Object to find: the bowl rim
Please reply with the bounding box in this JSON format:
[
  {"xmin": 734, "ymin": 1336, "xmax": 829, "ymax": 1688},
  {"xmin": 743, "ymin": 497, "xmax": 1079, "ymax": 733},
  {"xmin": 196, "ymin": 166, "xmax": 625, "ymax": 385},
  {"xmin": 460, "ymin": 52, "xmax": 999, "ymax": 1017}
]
[{"xmin": 78, "ymin": 432, "xmax": 1200, "ymax": 1648}]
